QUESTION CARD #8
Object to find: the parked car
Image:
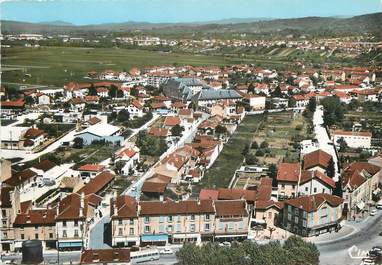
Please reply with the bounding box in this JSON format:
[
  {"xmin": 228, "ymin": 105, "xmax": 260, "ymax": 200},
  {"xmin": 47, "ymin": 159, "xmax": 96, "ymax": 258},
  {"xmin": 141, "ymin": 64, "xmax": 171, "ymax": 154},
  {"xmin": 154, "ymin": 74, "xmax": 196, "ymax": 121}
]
[
  {"xmin": 219, "ymin": 242, "xmax": 231, "ymax": 247},
  {"xmin": 160, "ymin": 247, "xmax": 173, "ymax": 255},
  {"xmin": 370, "ymin": 209, "xmax": 377, "ymax": 216}
]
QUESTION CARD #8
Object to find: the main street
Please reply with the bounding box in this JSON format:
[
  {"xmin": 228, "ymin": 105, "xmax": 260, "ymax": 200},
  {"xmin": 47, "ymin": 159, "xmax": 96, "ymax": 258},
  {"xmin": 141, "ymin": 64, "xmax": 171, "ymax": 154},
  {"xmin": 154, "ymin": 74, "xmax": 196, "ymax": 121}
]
[{"xmin": 318, "ymin": 210, "xmax": 382, "ymax": 265}]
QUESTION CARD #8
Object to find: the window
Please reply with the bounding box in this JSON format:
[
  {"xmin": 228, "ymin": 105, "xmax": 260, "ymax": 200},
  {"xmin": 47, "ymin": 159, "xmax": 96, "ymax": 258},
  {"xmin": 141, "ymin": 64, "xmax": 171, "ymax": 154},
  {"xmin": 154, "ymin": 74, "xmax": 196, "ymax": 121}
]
[
  {"xmin": 144, "ymin": 226, "xmax": 150, "ymax": 233},
  {"xmin": 118, "ymin": 228, "xmax": 123, "ymax": 236},
  {"xmin": 303, "ymin": 211, "xmax": 307, "ymax": 218},
  {"xmin": 205, "ymin": 223, "xmax": 210, "ymax": 231},
  {"xmin": 63, "ymin": 221, "xmax": 67, "ymax": 227},
  {"xmin": 35, "ymin": 234, "xmax": 39, "ymax": 239},
  {"xmin": 49, "ymin": 233, "xmax": 53, "ymax": 239},
  {"xmin": 2, "ymin": 210, "xmax": 6, "ymax": 217},
  {"xmin": 294, "ymin": 208, "xmax": 299, "ymax": 215},
  {"xmin": 129, "ymin": 228, "xmax": 134, "ymax": 235},
  {"xmin": 144, "ymin": 217, "xmax": 150, "ymax": 224},
  {"xmin": 305, "ymin": 187, "xmax": 309, "ymax": 192},
  {"xmin": 292, "ymin": 185, "xmax": 296, "ymax": 189},
  {"xmin": 190, "ymin": 215, "xmax": 195, "ymax": 221},
  {"xmin": 74, "ymin": 230, "xmax": 79, "ymax": 237},
  {"xmin": 3, "ymin": 232, "xmax": 8, "ymax": 238},
  {"xmin": 303, "ymin": 220, "xmax": 307, "ymax": 227},
  {"xmin": 167, "ymin": 225, "xmax": 173, "ymax": 232},
  {"xmin": 62, "ymin": 230, "xmax": 67, "ymax": 238},
  {"xmin": 118, "ymin": 219, "xmax": 123, "ymax": 225},
  {"xmin": 313, "ymin": 188, "xmax": 317, "ymax": 193},
  {"xmin": 129, "ymin": 219, "xmax": 134, "ymax": 225},
  {"xmin": 287, "ymin": 213, "xmax": 292, "ymax": 221},
  {"xmin": 34, "ymin": 226, "xmax": 38, "ymax": 230},
  {"xmin": 281, "ymin": 184, "xmax": 285, "ymax": 189},
  {"xmin": 294, "ymin": 217, "xmax": 299, "ymax": 223},
  {"xmin": 74, "ymin": 220, "xmax": 78, "ymax": 227},
  {"xmin": 205, "ymin": 214, "xmax": 210, "ymax": 221},
  {"xmin": 268, "ymin": 212, "xmax": 272, "ymax": 219},
  {"xmin": 167, "ymin": 216, "xmax": 173, "ymax": 222},
  {"xmin": 21, "ymin": 234, "xmax": 24, "ymax": 240},
  {"xmin": 189, "ymin": 224, "xmax": 195, "ymax": 232},
  {"xmin": 2, "ymin": 221, "xmax": 6, "ymax": 225},
  {"xmin": 159, "ymin": 216, "xmax": 165, "ymax": 223}
]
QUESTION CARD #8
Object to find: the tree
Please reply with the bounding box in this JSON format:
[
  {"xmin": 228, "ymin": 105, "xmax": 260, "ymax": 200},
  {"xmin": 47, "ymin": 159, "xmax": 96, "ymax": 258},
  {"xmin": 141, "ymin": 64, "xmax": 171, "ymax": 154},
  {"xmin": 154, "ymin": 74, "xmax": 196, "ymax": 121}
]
[
  {"xmin": 215, "ymin": 125, "xmax": 227, "ymax": 135},
  {"xmin": 171, "ymin": 125, "xmax": 184, "ymax": 137},
  {"xmin": 130, "ymin": 87, "xmax": 139, "ymax": 97},
  {"xmin": 109, "ymin": 85, "xmax": 118, "ymax": 98},
  {"xmin": 251, "ymin": 141, "xmax": 258, "ymax": 149},
  {"xmin": 288, "ymin": 97, "xmax": 296, "ymax": 108},
  {"xmin": 307, "ymin": 97, "xmax": 316, "ymax": 113},
  {"xmin": 247, "ymin": 83, "xmax": 255, "ymax": 94},
  {"xmin": 115, "ymin": 161, "xmax": 126, "ymax": 175},
  {"xmin": 326, "ymin": 159, "xmax": 335, "ymax": 178},
  {"xmin": 337, "ymin": 137, "xmax": 348, "ymax": 152},
  {"xmin": 260, "ymin": 141, "xmax": 269, "ymax": 149},
  {"xmin": 321, "ymin": 96, "xmax": 344, "ymax": 127},
  {"xmin": 73, "ymin": 137, "xmax": 84, "ymax": 149},
  {"xmin": 242, "ymin": 144, "xmax": 250, "ymax": 156},
  {"xmin": 271, "ymin": 86, "xmax": 283, "ymax": 97},
  {"xmin": 245, "ymin": 153, "xmax": 258, "ymax": 165},
  {"xmin": 255, "ymin": 149, "xmax": 265, "ymax": 156},
  {"xmin": 88, "ymin": 84, "xmax": 97, "ymax": 96},
  {"xmin": 117, "ymin": 109, "xmax": 130, "ymax": 123}
]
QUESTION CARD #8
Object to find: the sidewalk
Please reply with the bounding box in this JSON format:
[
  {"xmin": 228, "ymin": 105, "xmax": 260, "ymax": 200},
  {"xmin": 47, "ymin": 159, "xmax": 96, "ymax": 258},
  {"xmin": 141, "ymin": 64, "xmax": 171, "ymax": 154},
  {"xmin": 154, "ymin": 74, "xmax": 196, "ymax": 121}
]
[{"xmin": 308, "ymin": 225, "xmax": 356, "ymax": 244}]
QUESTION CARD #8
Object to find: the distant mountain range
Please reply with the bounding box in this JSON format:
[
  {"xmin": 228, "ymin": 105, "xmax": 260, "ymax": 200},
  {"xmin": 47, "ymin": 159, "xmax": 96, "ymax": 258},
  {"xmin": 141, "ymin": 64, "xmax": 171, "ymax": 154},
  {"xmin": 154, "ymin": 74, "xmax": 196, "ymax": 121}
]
[{"xmin": 1, "ymin": 12, "xmax": 381, "ymax": 36}]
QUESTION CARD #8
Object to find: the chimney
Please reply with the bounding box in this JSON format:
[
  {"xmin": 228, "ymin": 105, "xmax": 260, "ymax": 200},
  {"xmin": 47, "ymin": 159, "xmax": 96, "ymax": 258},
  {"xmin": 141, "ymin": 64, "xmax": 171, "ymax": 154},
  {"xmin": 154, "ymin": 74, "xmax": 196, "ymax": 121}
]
[{"xmin": 79, "ymin": 193, "xmax": 85, "ymax": 218}]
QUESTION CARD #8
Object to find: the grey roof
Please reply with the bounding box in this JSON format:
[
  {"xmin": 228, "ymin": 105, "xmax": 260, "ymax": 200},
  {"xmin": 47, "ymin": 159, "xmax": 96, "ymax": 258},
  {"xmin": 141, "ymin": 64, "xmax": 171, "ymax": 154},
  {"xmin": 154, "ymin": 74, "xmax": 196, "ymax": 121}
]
[
  {"xmin": 163, "ymin": 78, "xmax": 209, "ymax": 101},
  {"xmin": 192, "ymin": 89, "xmax": 242, "ymax": 101}
]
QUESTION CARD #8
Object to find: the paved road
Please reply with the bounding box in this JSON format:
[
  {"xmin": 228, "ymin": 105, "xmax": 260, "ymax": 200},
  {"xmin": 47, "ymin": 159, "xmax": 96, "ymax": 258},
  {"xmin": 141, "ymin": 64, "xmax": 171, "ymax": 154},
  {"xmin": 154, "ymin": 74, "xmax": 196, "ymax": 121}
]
[
  {"xmin": 313, "ymin": 105, "xmax": 340, "ymax": 182},
  {"xmin": 318, "ymin": 210, "xmax": 382, "ymax": 265}
]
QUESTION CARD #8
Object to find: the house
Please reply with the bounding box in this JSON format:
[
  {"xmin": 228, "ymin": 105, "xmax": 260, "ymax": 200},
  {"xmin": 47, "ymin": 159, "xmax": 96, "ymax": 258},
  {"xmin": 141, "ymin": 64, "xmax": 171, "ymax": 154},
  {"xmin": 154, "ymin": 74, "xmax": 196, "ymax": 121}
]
[
  {"xmin": 13, "ymin": 208, "xmax": 57, "ymax": 250},
  {"xmin": 36, "ymin": 93, "xmax": 51, "ymax": 105},
  {"xmin": 341, "ymin": 162, "xmax": 381, "ymax": 219},
  {"xmin": 298, "ymin": 170, "xmax": 336, "ymax": 196},
  {"xmin": 276, "ymin": 163, "xmax": 300, "ymax": 199},
  {"xmin": 138, "ymin": 200, "xmax": 216, "ymax": 245},
  {"xmin": 243, "ymin": 94, "xmax": 266, "ymax": 110},
  {"xmin": 163, "ymin": 78, "xmax": 208, "ymax": 101},
  {"xmin": 0, "ymin": 186, "xmax": 20, "ymax": 252},
  {"xmin": 0, "ymin": 126, "xmax": 47, "ymax": 150},
  {"xmin": 282, "ymin": 193, "xmax": 343, "ymax": 237},
  {"xmin": 0, "ymin": 99, "xmax": 25, "ymax": 114},
  {"xmin": 115, "ymin": 148, "xmax": 140, "ymax": 176},
  {"xmin": 332, "ymin": 130, "xmax": 372, "ymax": 149},
  {"xmin": 110, "ymin": 195, "xmax": 139, "ymax": 247},
  {"xmin": 302, "ymin": 149, "xmax": 333, "ymax": 176},
  {"xmin": 213, "ymin": 200, "xmax": 249, "ymax": 242},
  {"xmin": 191, "ymin": 89, "xmax": 242, "ymax": 108},
  {"xmin": 56, "ymin": 193, "xmax": 102, "ymax": 250},
  {"xmin": 127, "ymin": 100, "xmax": 144, "ymax": 118},
  {"xmin": 78, "ymin": 171, "xmax": 115, "ymax": 196},
  {"xmin": 80, "ymin": 249, "xmax": 131, "ymax": 265},
  {"xmin": 74, "ymin": 123, "xmax": 123, "ymax": 146},
  {"xmin": 163, "ymin": 116, "xmax": 181, "ymax": 129},
  {"xmin": 141, "ymin": 179, "xmax": 169, "ymax": 200},
  {"xmin": 292, "ymin": 94, "xmax": 309, "ymax": 108},
  {"xmin": 78, "ymin": 164, "xmax": 105, "ymax": 181}
]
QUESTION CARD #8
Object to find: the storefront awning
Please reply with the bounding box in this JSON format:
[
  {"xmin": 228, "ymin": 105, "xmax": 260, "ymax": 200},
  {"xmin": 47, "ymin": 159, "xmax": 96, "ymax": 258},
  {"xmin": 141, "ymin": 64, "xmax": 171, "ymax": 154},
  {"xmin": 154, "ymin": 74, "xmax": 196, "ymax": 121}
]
[
  {"xmin": 141, "ymin": 234, "xmax": 168, "ymax": 242},
  {"xmin": 356, "ymin": 201, "xmax": 365, "ymax": 210},
  {"xmin": 173, "ymin": 233, "xmax": 199, "ymax": 239},
  {"xmin": 58, "ymin": 241, "xmax": 83, "ymax": 248}
]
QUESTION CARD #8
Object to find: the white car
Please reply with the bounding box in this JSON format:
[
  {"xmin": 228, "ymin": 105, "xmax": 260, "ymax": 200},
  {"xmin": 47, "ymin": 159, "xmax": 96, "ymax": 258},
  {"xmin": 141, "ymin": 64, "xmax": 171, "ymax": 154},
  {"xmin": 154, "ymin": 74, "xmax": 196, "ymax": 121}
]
[
  {"xmin": 160, "ymin": 247, "xmax": 173, "ymax": 255},
  {"xmin": 219, "ymin": 242, "xmax": 231, "ymax": 247},
  {"xmin": 370, "ymin": 209, "xmax": 377, "ymax": 216}
]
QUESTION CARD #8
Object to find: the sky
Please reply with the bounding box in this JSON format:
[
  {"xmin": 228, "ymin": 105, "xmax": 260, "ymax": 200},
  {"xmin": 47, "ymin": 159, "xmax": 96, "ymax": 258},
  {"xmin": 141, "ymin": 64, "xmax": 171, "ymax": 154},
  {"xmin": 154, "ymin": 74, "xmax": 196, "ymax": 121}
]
[{"xmin": 1, "ymin": 0, "xmax": 381, "ymax": 25}]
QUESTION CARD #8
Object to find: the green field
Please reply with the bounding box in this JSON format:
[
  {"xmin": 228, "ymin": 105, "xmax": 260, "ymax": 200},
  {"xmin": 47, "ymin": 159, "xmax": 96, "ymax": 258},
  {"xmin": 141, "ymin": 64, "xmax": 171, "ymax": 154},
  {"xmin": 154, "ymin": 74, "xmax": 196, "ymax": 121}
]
[
  {"xmin": 197, "ymin": 114, "xmax": 264, "ymax": 190},
  {"xmin": 1, "ymin": 46, "xmax": 250, "ymax": 86}
]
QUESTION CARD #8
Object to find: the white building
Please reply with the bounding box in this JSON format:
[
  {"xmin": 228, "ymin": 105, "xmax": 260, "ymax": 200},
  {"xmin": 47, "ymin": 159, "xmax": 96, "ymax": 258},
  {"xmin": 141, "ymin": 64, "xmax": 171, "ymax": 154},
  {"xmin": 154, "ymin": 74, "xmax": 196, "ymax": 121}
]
[{"xmin": 332, "ymin": 130, "xmax": 372, "ymax": 149}]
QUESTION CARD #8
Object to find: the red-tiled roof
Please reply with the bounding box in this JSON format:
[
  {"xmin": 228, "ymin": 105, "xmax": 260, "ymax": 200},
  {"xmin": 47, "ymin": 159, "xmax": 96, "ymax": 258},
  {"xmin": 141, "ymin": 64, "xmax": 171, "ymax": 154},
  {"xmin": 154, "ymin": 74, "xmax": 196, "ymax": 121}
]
[
  {"xmin": 80, "ymin": 249, "xmax": 130, "ymax": 264},
  {"xmin": 111, "ymin": 195, "xmax": 138, "ymax": 219},
  {"xmin": 78, "ymin": 164, "xmax": 105, "ymax": 172},
  {"xmin": 141, "ymin": 181, "xmax": 167, "ymax": 194},
  {"xmin": 284, "ymin": 193, "xmax": 343, "ymax": 213},
  {"xmin": 139, "ymin": 200, "xmax": 215, "ymax": 215},
  {"xmin": 277, "ymin": 163, "xmax": 300, "ymax": 182},
  {"xmin": 214, "ymin": 200, "xmax": 248, "ymax": 217},
  {"xmin": 14, "ymin": 209, "xmax": 56, "ymax": 226},
  {"xmin": 164, "ymin": 116, "xmax": 181, "ymax": 127},
  {"xmin": 78, "ymin": 171, "xmax": 115, "ymax": 195},
  {"xmin": 303, "ymin": 149, "xmax": 332, "ymax": 170},
  {"xmin": 300, "ymin": 170, "xmax": 336, "ymax": 188}
]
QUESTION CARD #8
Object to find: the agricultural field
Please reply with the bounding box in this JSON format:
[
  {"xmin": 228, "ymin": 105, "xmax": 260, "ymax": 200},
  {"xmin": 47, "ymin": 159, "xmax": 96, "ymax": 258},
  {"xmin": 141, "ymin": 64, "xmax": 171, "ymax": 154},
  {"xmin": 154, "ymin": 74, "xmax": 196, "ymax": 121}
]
[
  {"xmin": 198, "ymin": 114, "xmax": 264, "ymax": 190},
  {"xmin": 199, "ymin": 111, "xmax": 312, "ymax": 192},
  {"xmin": 2, "ymin": 46, "xmax": 244, "ymax": 86},
  {"xmin": 251, "ymin": 111, "xmax": 312, "ymax": 164}
]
